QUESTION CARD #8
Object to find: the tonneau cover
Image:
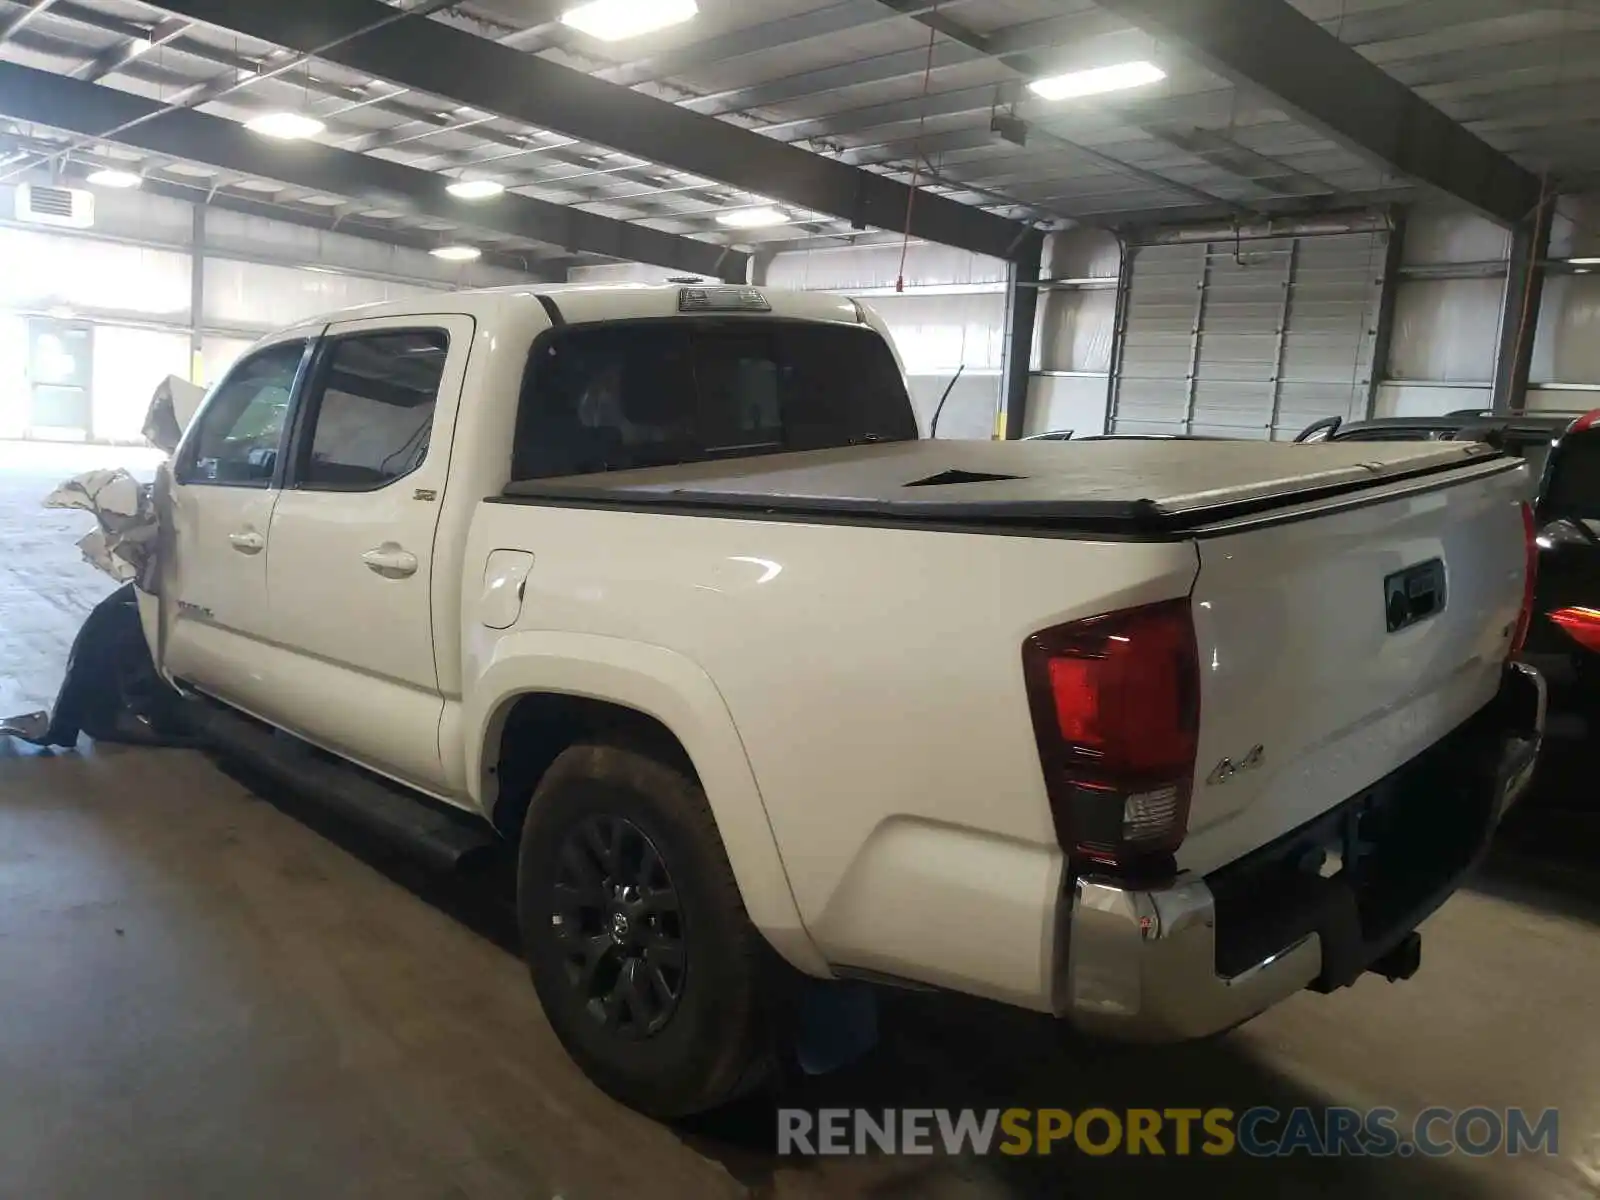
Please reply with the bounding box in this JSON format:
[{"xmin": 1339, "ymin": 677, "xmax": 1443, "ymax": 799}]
[{"xmin": 500, "ymin": 438, "xmax": 1514, "ymax": 533}]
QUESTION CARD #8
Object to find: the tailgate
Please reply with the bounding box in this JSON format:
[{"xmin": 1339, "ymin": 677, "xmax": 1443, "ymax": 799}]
[{"xmin": 1178, "ymin": 456, "xmax": 1528, "ymax": 876}]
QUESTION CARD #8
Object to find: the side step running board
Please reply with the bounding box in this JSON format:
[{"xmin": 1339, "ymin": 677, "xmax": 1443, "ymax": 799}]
[{"xmin": 194, "ymin": 700, "xmax": 498, "ymax": 872}]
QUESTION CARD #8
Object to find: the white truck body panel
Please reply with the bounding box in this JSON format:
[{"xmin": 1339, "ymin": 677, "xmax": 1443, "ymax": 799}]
[
  {"xmin": 144, "ymin": 282, "xmax": 1538, "ymax": 1027},
  {"xmin": 1182, "ymin": 461, "xmax": 1527, "ymax": 875}
]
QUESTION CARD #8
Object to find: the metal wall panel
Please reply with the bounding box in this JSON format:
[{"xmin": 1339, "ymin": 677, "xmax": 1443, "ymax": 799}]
[
  {"xmin": 0, "ymin": 314, "xmax": 25, "ymax": 439},
  {"xmin": 1036, "ymin": 286, "xmax": 1116, "ymax": 373},
  {"xmin": 1531, "ymin": 274, "xmax": 1600, "ymax": 386},
  {"xmin": 767, "ymin": 243, "xmax": 1007, "ymax": 291},
  {"xmin": 202, "ymin": 258, "xmax": 434, "ymax": 331},
  {"xmin": 1110, "ymin": 232, "xmax": 1388, "ymax": 439},
  {"xmin": 200, "ymin": 335, "xmax": 259, "ymax": 387},
  {"xmin": 90, "ymin": 325, "xmax": 190, "ymax": 442},
  {"xmin": 1389, "ymin": 277, "xmax": 1502, "ymax": 383},
  {"xmin": 0, "ymin": 226, "xmax": 190, "ymax": 320}
]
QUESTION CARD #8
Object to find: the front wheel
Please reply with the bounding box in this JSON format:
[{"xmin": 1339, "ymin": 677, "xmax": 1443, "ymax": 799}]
[{"xmin": 517, "ymin": 742, "xmax": 775, "ymax": 1117}]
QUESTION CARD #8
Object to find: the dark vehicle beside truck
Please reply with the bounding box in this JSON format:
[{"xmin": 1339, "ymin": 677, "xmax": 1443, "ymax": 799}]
[{"xmin": 1298, "ymin": 408, "xmax": 1600, "ymax": 745}]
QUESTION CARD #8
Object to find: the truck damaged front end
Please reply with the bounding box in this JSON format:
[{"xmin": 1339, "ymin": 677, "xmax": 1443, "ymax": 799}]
[{"xmin": 0, "ymin": 375, "xmax": 203, "ymax": 749}]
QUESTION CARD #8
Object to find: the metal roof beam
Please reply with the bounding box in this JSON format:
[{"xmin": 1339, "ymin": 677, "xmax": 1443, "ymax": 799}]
[
  {"xmin": 0, "ymin": 62, "xmax": 744, "ymax": 279},
  {"xmin": 137, "ymin": 0, "xmax": 1036, "ymax": 259},
  {"xmin": 1089, "ymin": 0, "xmax": 1543, "ymax": 226}
]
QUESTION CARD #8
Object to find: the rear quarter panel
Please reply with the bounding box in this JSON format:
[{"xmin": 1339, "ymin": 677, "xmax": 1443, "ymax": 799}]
[{"xmin": 461, "ymin": 500, "xmax": 1198, "ymax": 1003}]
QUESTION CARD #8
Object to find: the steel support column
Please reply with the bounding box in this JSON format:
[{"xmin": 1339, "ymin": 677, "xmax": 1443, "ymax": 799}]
[
  {"xmin": 1104, "ymin": 239, "xmax": 1136, "ymax": 434},
  {"xmin": 1493, "ymin": 200, "xmax": 1554, "ymax": 413},
  {"xmin": 189, "ymin": 202, "xmax": 205, "ymax": 384},
  {"xmin": 1182, "ymin": 245, "xmax": 1214, "ymax": 435},
  {"xmin": 1000, "ymin": 232, "xmax": 1044, "ymax": 439},
  {"xmin": 1265, "ymin": 240, "xmax": 1298, "ymax": 438},
  {"xmin": 1366, "ymin": 212, "xmax": 1407, "ymax": 420}
]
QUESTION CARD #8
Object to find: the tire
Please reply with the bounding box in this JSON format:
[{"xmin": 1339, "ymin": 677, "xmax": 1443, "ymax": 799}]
[{"xmin": 517, "ymin": 741, "xmax": 775, "ymax": 1118}]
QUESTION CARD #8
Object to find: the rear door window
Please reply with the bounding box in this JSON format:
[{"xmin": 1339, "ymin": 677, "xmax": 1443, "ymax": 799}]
[{"xmin": 511, "ymin": 320, "xmax": 916, "ymax": 480}]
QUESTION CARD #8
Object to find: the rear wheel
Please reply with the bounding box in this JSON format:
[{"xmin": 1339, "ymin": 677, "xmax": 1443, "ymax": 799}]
[{"xmin": 517, "ymin": 742, "xmax": 774, "ymax": 1117}]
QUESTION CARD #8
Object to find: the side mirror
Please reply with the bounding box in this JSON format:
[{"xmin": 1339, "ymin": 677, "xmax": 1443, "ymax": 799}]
[{"xmin": 1294, "ymin": 415, "xmax": 1342, "ymax": 443}]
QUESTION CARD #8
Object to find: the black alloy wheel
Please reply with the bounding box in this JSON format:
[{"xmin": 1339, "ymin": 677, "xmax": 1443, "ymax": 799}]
[{"xmin": 551, "ymin": 814, "xmax": 687, "ymax": 1039}]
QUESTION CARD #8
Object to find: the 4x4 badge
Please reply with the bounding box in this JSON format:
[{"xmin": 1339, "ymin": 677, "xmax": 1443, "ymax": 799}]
[{"xmin": 1207, "ymin": 744, "xmax": 1265, "ymax": 787}]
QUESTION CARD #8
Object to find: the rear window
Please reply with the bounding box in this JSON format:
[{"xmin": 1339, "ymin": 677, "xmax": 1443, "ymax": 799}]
[{"xmin": 510, "ymin": 319, "xmax": 916, "ymax": 481}]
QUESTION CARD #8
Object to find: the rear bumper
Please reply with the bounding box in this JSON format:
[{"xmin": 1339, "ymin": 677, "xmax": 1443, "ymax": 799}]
[{"xmin": 1060, "ymin": 662, "xmax": 1545, "ymax": 1041}]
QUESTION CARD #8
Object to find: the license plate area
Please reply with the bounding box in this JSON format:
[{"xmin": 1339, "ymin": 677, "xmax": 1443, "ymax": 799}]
[{"xmin": 1384, "ymin": 558, "xmax": 1446, "ymax": 633}]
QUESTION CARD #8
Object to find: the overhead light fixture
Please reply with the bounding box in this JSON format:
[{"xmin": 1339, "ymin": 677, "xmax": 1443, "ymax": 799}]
[
  {"xmin": 560, "ymin": 0, "xmax": 697, "ymax": 41},
  {"xmin": 716, "ymin": 205, "xmax": 789, "ymax": 229},
  {"xmin": 1028, "ymin": 60, "xmax": 1166, "ymax": 101},
  {"xmin": 446, "ymin": 178, "xmax": 505, "ymax": 200},
  {"xmin": 245, "ymin": 111, "xmax": 326, "ymax": 140},
  {"xmin": 430, "ymin": 244, "xmax": 482, "ymax": 262},
  {"xmin": 86, "ymin": 168, "xmax": 141, "ymax": 189},
  {"xmin": 1568, "ymin": 257, "xmax": 1600, "ymax": 265}
]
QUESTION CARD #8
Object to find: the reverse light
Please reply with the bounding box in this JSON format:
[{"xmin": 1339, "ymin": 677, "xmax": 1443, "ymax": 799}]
[
  {"xmin": 1022, "ymin": 599, "xmax": 1200, "ymax": 871},
  {"xmin": 560, "ymin": 0, "xmax": 697, "ymax": 41},
  {"xmin": 1028, "ymin": 61, "xmax": 1166, "ymax": 101},
  {"xmin": 1511, "ymin": 501, "xmax": 1537, "ymax": 657},
  {"xmin": 1549, "ymin": 607, "xmax": 1600, "ymax": 654}
]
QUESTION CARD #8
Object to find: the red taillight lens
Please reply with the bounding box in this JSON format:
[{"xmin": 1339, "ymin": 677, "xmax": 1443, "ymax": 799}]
[
  {"xmin": 1550, "ymin": 607, "xmax": 1600, "ymax": 654},
  {"xmin": 1022, "ymin": 599, "xmax": 1200, "ymax": 870},
  {"xmin": 1511, "ymin": 501, "xmax": 1537, "ymax": 657}
]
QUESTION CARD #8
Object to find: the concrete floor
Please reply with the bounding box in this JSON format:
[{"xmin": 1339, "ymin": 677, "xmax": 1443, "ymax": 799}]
[{"xmin": 2, "ymin": 441, "xmax": 1598, "ymax": 1199}]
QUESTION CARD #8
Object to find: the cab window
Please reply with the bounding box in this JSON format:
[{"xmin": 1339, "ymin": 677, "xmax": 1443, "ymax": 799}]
[{"xmin": 177, "ymin": 341, "xmax": 308, "ymax": 486}]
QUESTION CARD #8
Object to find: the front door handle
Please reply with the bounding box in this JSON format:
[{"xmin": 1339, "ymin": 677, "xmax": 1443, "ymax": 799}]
[
  {"xmin": 228, "ymin": 529, "xmax": 265, "ymax": 555},
  {"xmin": 362, "ymin": 544, "xmax": 419, "ymax": 579}
]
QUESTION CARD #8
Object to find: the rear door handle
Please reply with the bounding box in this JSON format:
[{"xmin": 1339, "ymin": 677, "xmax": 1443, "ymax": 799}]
[
  {"xmin": 362, "ymin": 544, "xmax": 419, "ymax": 579},
  {"xmin": 228, "ymin": 529, "xmax": 265, "ymax": 555}
]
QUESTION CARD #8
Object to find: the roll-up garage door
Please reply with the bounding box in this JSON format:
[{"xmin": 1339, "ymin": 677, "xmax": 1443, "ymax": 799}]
[{"xmin": 1108, "ymin": 229, "xmax": 1391, "ymax": 439}]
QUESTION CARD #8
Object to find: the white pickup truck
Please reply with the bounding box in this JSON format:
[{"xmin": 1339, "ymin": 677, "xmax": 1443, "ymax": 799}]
[{"xmin": 128, "ymin": 283, "xmax": 1542, "ymax": 1117}]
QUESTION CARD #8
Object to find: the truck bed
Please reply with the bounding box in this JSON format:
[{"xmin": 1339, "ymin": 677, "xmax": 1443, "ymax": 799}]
[{"xmin": 498, "ymin": 438, "xmax": 1516, "ymax": 535}]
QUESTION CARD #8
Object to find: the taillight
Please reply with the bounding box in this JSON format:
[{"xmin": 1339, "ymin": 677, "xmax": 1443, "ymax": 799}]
[
  {"xmin": 1549, "ymin": 607, "xmax": 1600, "ymax": 654},
  {"xmin": 1511, "ymin": 501, "xmax": 1537, "ymax": 657},
  {"xmin": 1021, "ymin": 599, "xmax": 1200, "ymax": 872}
]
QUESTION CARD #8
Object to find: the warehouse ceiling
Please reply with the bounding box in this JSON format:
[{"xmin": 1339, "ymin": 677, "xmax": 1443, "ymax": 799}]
[{"xmin": 0, "ymin": 0, "xmax": 1590, "ymax": 275}]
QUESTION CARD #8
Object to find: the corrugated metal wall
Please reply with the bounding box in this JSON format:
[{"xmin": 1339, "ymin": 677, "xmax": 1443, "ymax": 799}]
[
  {"xmin": 0, "ymin": 183, "xmax": 536, "ymax": 442},
  {"xmin": 1110, "ymin": 231, "xmax": 1388, "ymax": 439},
  {"xmin": 1376, "ymin": 208, "xmax": 1507, "ymax": 418}
]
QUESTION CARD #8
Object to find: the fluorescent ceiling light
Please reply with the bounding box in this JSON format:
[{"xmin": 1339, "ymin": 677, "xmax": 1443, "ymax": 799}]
[
  {"xmin": 1568, "ymin": 257, "xmax": 1600, "ymax": 265},
  {"xmin": 716, "ymin": 205, "xmax": 788, "ymax": 229},
  {"xmin": 560, "ymin": 0, "xmax": 697, "ymax": 41},
  {"xmin": 446, "ymin": 178, "xmax": 505, "ymax": 200},
  {"xmin": 245, "ymin": 111, "xmax": 326, "ymax": 140},
  {"xmin": 430, "ymin": 244, "xmax": 482, "ymax": 262},
  {"xmin": 1028, "ymin": 60, "xmax": 1166, "ymax": 101},
  {"xmin": 86, "ymin": 168, "xmax": 141, "ymax": 189}
]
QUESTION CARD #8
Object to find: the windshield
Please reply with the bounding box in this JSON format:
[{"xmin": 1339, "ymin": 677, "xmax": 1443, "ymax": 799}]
[{"xmin": 512, "ymin": 319, "xmax": 917, "ymax": 481}]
